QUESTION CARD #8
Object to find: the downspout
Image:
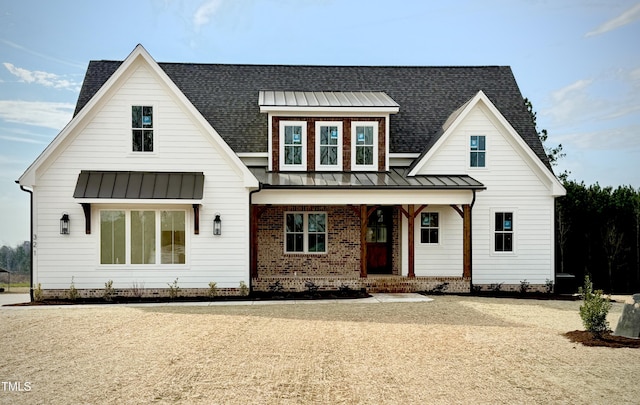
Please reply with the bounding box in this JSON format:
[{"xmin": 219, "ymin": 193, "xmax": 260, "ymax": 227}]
[
  {"xmin": 17, "ymin": 182, "xmax": 34, "ymax": 302},
  {"xmin": 470, "ymin": 189, "xmax": 476, "ymax": 292},
  {"xmin": 248, "ymin": 183, "xmax": 263, "ymax": 293}
]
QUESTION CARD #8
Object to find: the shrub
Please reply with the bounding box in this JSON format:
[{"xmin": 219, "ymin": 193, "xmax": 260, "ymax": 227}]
[
  {"xmin": 33, "ymin": 283, "xmax": 43, "ymax": 302},
  {"xmin": 239, "ymin": 281, "xmax": 249, "ymax": 296},
  {"xmin": 208, "ymin": 281, "xmax": 218, "ymax": 299},
  {"xmin": 519, "ymin": 280, "xmax": 530, "ymax": 294},
  {"xmin": 131, "ymin": 281, "xmax": 145, "ymax": 298},
  {"xmin": 578, "ymin": 275, "xmax": 612, "ymax": 337},
  {"xmin": 167, "ymin": 278, "xmax": 180, "ymax": 300},
  {"xmin": 67, "ymin": 277, "xmax": 80, "ymax": 301},
  {"xmin": 103, "ymin": 280, "xmax": 115, "ymax": 302},
  {"xmin": 545, "ymin": 278, "xmax": 554, "ymax": 294}
]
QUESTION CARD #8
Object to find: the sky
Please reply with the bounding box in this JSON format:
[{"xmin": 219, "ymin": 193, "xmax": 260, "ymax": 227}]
[{"xmin": 0, "ymin": 0, "xmax": 639, "ymax": 246}]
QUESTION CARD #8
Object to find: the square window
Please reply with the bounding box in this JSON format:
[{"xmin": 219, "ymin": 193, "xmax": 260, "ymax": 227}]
[{"xmin": 285, "ymin": 212, "xmax": 327, "ymax": 253}]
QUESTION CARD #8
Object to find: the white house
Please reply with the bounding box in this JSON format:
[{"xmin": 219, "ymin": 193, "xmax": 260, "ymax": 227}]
[{"xmin": 18, "ymin": 45, "xmax": 565, "ymax": 299}]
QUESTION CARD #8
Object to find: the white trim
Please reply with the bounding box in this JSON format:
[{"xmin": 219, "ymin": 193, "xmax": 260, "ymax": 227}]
[
  {"xmin": 389, "ymin": 153, "xmax": 420, "ymax": 158},
  {"xmin": 253, "ymin": 189, "xmax": 475, "ymax": 205},
  {"xmin": 279, "ymin": 120, "xmax": 307, "ymax": 171},
  {"xmin": 407, "ymin": 91, "xmax": 565, "ymax": 197},
  {"xmin": 283, "ymin": 211, "xmax": 328, "ymax": 254},
  {"xmin": 467, "ymin": 134, "xmax": 488, "ymax": 170},
  {"xmin": 18, "ymin": 44, "xmax": 258, "ymax": 189},
  {"xmin": 315, "ymin": 121, "xmax": 343, "ymax": 171},
  {"xmin": 490, "ymin": 208, "xmax": 517, "ymax": 255},
  {"xmin": 260, "ymin": 106, "xmax": 399, "ymax": 114},
  {"xmin": 267, "ymin": 113, "xmax": 273, "ymax": 172},
  {"xmin": 237, "ymin": 152, "xmax": 269, "ymax": 158},
  {"xmin": 351, "ymin": 121, "xmax": 378, "ymax": 171},
  {"xmin": 98, "ymin": 207, "xmax": 190, "ymax": 267},
  {"xmin": 418, "ymin": 211, "xmax": 441, "ymax": 246}
]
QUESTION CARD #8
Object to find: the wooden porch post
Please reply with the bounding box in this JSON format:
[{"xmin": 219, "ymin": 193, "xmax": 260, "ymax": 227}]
[
  {"xmin": 463, "ymin": 204, "xmax": 472, "ymax": 279},
  {"xmin": 408, "ymin": 204, "xmax": 415, "ymax": 278},
  {"xmin": 360, "ymin": 204, "xmax": 368, "ymax": 278}
]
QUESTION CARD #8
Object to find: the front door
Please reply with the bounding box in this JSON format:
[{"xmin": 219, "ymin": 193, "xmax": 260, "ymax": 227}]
[{"xmin": 366, "ymin": 207, "xmax": 392, "ymax": 274}]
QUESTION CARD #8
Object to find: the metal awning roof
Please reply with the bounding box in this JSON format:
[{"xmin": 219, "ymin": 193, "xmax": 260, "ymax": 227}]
[
  {"xmin": 249, "ymin": 167, "xmax": 484, "ymax": 190},
  {"xmin": 258, "ymin": 91, "xmax": 399, "ymax": 108},
  {"xmin": 73, "ymin": 171, "xmax": 204, "ymax": 199}
]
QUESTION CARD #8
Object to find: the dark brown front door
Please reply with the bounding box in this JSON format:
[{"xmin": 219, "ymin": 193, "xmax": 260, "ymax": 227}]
[{"xmin": 366, "ymin": 207, "xmax": 392, "ymax": 274}]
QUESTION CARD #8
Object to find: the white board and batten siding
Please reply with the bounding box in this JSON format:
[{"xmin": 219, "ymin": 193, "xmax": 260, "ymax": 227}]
[
  {"xmin": 413, "ymin": 103, "xmax": 558, "ymax": 284},
  {"xmin": 31, "ymin": 61, "xmax": 253, "ymax": 290}
]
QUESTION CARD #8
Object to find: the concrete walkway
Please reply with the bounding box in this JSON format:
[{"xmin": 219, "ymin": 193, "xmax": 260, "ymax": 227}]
[{"xmin": 0, "ymin": 292, "xmax": 433, "ymax": 308}]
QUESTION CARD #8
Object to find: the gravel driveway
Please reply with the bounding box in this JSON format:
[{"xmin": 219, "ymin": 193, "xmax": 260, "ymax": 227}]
[{"xmin": 1, "ymin": 296, "xmax": 637, "ymax": 404}]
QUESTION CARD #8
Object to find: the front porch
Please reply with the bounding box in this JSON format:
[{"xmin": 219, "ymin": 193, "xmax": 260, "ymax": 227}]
[{"xmin": 249, "ymin": 203, "xmax": 474, "ymax": 293}]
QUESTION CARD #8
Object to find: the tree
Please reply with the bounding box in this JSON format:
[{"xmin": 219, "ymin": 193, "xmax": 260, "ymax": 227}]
[{"xmin": 524, "ymin": 98, "xmax": 565, "ymax": 168}]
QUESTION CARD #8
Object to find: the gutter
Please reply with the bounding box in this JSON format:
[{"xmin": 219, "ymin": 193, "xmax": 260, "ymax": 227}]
[{"xmin": 16, "ymin": 181, "xmax": 34, "ymax": 302}]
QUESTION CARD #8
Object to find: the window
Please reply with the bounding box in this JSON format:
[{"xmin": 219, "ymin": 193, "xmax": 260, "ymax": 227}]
[
  {"xmin": 100, "ymin": 209, "xmax": 186, "ymax": 265},
  {"xmin": 279, "ymin": 121, "xmax": 306, "ymax": 170},
  {"xmin": 316, "ymin": 122, "xmax": 342, "ymax": 170},
  {"xmin": 470, "ymin": 135, "xmax": 486, "ymax": 167},
  {"xmin": 132, "ymin": 106, "xmax": 153, "ymax": 152},
  {"xmin": 351, "ymin": 122, "xmax": 378, "ymax": 171},
  {"xmin": 495, "ymin": 212, "xmax": 513, "ymax": 252},
  {"xmin": 285, "ymin": 212, "xmax": 327, "ymax": 253},
  {"xmin": 420, "ymin": 212, "xmax": 439, "ymax": 244}
]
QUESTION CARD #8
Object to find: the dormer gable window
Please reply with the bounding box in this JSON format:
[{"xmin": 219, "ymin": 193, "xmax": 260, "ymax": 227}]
[
  {"xmin": 279, "ymin": 121, "xmax": 307, "ymax": 171},
  {"xmin": 132, "ymin": 106, "xmax": 153, "ymax": 152},
  {"xmin": 315, "ymin": 121, "xmax": 342, "ymax": 170}
]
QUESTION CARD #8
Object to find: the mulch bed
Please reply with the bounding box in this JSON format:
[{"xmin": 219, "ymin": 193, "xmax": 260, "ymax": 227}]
[{"xmin": 564, "ymin": 330, "xmax": 640, "ymax": 348}]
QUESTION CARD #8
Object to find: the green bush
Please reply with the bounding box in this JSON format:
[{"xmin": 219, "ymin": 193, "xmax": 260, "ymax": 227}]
[{"xmin": 578, "ymin": 275, "xmax": 612, "ymax": 337}]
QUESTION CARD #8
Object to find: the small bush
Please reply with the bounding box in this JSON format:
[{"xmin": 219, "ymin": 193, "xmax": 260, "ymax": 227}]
[
  {"xmin": 103, "ymin": 280, "xmax": 115, "ymax": 302},
  {"xmin": 239, "ymin": 281, "xmax": 249, "ymax": 296},
  {"xmin": 269, "ymin": 280, "xmax": 284, "ymax": 293},
  {"xmin": 167, "ymin": 278, "xmax": 180, "ymax": 300},
  {"xmin": 545, "ymin": 278, "xmax": 554, "ymax": 294},
  {"xmin": 578, "ymin": 275, "xmax": 612, "ymax": 337},
  {"xmin": 208, "ymin": 281, "xmax": 218, "ymax": 299},
  {"xmin": 519, "ymin": 280, "xmax": 530, "ymax": 294},
  {"xmin": 33, "ymin": 283, "xmax": 43, "ymax": 302},
  {"xmin": 304, "ymin": 281, "xmax": 319, "ymax": 293},
  {"xmin": 67, "ymin": 277, "xmax": 80, "ymax": 301},
  {"xmin": 131, "ymin": 281, "xmax": 145, "ymax": 298},
  {"xmin": 489, "ymin": 283, "xmax": 503, "ymax": 292}
]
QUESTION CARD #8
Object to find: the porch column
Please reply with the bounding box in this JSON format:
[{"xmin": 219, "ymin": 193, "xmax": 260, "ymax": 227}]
[
  {"xmin": 408, "ymin": 204, "xmax": 415, "ymax": 278},
  {"xmin": 360, "ymin": 204, "xmax": 368, "ymax": 278},
  {"xmin": 463, "ymin": 204, "xmax": 472, "ymax": 279}
]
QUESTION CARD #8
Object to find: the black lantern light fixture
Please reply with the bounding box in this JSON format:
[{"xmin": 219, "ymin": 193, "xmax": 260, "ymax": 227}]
[
  {"xmin": 60, "ymin": 212, "xmax": 70, "ymax": 235},
  {"xmin": 213, "ymin": 213, "xmax": 222, "ymax": 236}
]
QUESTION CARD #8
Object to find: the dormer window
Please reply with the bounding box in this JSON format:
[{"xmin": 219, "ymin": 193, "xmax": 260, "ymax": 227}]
[
  {"xmin": 351, "ymin": 122, "xmax": 378, "ymax": 171},
  {"xmin": 279, "ymin": 121, "xmax": 306, "ymax": 171},
  {"xmin": 132, "ymin": 106, "xmax": 153, "ymax": 152},
  {"xmin": 316, "ymin": 121, "xmax": 342, "ymax": 170}
]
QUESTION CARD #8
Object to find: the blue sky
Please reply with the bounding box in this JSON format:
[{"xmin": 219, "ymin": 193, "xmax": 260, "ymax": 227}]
[{"xmin": 0, "ymin": 0, "xmax": 639, "ymax": 246}]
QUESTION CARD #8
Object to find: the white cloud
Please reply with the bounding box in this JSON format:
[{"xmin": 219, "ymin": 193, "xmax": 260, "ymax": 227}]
[
  {"xmin": 0, "ymin": 100, "xmax": 74, "ymax": 129},
  {"xmin": 555, "ymin": 125, "xmax": 640, "ymax": 151},
  {"xmin": 585, "ymin": 3, "xmax": 640, "ymax": 37},
  {"xmin": 3, "ymin": 63, "xmax": 81, "ymax": 92},
  {"xmin": 193, "ymin": 0, "xmax": 224, "ymax": 30}
]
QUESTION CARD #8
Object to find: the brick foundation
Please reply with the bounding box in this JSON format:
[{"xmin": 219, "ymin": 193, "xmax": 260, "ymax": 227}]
[
  {"xmin": 252, "ymin": 276, "xmax": 471, "ymax": 293},
  {"xmin": 38, "ymin": 287, "xmax": 244, "ymax": 300}
]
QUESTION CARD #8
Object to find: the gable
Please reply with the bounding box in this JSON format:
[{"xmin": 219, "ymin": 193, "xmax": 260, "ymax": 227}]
[
  {"xmin": 409, "ymin": 91, "xmax": 565, "ymax": 196},
  {"xmin": 20, "ymin": 45, "xmax": 258, "ymax": 188}
]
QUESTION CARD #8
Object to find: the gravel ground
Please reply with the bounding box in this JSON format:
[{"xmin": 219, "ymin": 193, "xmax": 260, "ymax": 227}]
[{"xmin": 0, "ymin": 296, "xmax": 637, "ymax": 404}]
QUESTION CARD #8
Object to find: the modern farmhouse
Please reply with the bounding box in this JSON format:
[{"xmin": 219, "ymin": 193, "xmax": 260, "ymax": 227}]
[{"xmin": 18, "ymin": 45, "xmax": 565, "ymax": 298}]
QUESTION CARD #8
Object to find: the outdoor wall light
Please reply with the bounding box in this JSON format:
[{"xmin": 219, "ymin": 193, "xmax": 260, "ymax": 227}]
[
  {"xmin": 213, "ymin": 213, "xmax": 222, "ymax": 236},
  {"xmin": 60, "ymin": 213, "xmax": 70, "ymax": 235}
]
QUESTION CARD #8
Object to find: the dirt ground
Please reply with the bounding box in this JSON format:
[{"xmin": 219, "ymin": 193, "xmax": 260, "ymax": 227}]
[{"xmin": 1, "ymin": 296, "xmax": 638, "ymax": 404}]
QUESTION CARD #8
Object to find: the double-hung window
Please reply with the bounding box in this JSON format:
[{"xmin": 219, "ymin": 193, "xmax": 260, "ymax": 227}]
[
  {"xmin": 420, "ymin": 212, "xmax": 439, "ymax": 244},
  {"xmin": 315, "ymin": 121, "xmax": 342, "ymax": 170},
  {"xmin": 132, "ymin": 106, "xmax": 153, "ymax": 152},
  {"xmin": 494, "ymin": 212, "xmax": 514, "ymax": 252},
  {"xmin": 279, "ymin": 121, "xmax": 306, "ymax": 170},
  {"xmin": 470, "ymin": 135, "xmax": 486, "ymax": 168},
  {"xmin": 100, "ymin": 209, "xmax": 186, "ymax": 265},
  {"xmin": 285, "ymin": 212, "xmax": 327, "ymax": 253},
  {"xmin": 351, "ymin": 122, "xmax": 378, "ymax": 171}
]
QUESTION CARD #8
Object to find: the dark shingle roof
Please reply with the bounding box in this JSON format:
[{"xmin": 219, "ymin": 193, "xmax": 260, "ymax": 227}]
[{"xmin": 74, "ymin": 61, "xmax": 549, "ymax": 168}]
